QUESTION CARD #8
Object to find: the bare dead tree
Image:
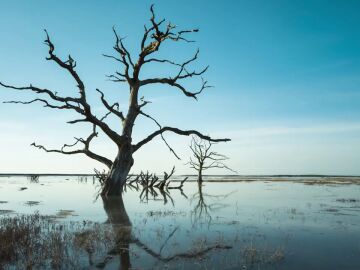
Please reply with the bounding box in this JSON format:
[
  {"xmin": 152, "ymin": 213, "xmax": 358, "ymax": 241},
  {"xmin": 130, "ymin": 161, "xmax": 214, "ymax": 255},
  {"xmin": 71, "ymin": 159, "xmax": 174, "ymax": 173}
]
[
  {"xmin": 0, "ymin": 5, "xmax": 230, "ymax": 196},
  {"xmin": 188, "ymin": 136, "xmax": 235, "ymax": 183}
]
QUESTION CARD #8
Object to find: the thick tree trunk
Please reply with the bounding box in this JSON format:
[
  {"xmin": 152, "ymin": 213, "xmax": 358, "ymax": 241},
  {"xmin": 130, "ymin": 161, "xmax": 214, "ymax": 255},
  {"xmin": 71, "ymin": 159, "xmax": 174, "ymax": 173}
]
[
  {"xmin": 100, "ymin": 85, "xmax": 139, "ymax": 197},
  {"xmin": 102, "ymin": 142, "xmax": 134, "ymax": 196}
]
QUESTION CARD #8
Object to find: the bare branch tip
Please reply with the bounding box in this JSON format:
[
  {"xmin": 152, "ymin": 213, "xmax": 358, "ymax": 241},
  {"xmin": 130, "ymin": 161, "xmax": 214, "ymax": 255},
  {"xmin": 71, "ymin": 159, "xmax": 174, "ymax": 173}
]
[{"xmin": 43, "ymin": 29, "xmax": 49, "ymax": 38}]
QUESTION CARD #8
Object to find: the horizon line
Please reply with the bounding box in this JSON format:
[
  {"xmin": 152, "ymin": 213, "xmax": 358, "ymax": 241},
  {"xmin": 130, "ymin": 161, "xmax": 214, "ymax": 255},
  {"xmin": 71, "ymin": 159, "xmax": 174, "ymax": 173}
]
[{"xmin": 1, "ymin": 173, "xmax": 359, "ymax": 178}]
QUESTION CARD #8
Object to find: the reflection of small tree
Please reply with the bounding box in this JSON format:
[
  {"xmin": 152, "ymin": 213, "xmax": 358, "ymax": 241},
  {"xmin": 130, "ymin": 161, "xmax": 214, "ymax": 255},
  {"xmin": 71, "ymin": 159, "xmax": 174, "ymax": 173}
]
[
  {"xmin": 191, "ymin": 182, "xmax": 235, "ymax": 227},
  {"xmin": 191, "ymin": 182, "xmax": 212, "ymax": 225},
  {"xmin": 188, "ymin": 136, "xmax": 235, "ymax": 183}
]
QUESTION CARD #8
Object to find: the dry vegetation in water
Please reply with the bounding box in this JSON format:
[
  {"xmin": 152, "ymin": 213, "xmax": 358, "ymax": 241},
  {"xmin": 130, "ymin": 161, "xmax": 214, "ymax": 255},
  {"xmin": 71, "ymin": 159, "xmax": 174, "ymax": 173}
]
[
  {"xmin": 0, "ymin": 212, "xmax": 235, "ymax": 269},
  {"xmin": 0, "ymin": 213, "xmax": 116, "ymax": 269},
  {"xmin": 241, "ymin": 243, "xmax": 285, "ymax": 268}
]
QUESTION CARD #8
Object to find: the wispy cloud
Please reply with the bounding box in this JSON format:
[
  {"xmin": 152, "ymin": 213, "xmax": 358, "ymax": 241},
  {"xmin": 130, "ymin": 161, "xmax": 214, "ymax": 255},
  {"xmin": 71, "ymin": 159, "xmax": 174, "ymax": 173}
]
[{"xmin": 214, "ymin": 122, "xmax": 360, "ymax": 139}]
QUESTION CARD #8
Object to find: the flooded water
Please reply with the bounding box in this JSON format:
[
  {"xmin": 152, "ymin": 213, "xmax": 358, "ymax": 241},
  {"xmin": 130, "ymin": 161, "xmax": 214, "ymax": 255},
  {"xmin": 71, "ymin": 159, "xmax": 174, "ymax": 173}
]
[{"xmin": 0, "ymin": 176, "xmax": 360, "ymax": 269}]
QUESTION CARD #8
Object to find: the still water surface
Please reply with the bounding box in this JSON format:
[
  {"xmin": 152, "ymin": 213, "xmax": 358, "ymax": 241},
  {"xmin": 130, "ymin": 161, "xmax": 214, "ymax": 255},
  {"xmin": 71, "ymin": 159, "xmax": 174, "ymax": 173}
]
[{"xmin": 0, "ymin": 176, "xmax": 359, "ymax": 269}]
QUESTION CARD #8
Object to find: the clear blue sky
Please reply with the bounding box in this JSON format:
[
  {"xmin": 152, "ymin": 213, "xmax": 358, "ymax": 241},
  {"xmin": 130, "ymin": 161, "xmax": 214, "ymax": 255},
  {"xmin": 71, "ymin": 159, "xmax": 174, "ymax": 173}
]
[{"xmin": 1, "ymin": 0, "xmax": 360, "ymax": 175}]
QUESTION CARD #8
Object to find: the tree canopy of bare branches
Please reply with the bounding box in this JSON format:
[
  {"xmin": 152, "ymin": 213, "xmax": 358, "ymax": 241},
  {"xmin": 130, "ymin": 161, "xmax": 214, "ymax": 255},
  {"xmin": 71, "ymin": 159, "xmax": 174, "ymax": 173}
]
[{"xmin": 0, "ymin": 5, "xmax": 230, "ymax": 196}]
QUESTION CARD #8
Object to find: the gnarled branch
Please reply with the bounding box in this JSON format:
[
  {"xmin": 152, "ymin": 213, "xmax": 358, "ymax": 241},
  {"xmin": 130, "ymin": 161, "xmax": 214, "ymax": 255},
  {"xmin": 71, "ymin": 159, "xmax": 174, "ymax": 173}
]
[
  {"xmin": 96, "ymin": 88, "xmax": 125, "ymax": 122},
  {"xmin": 31, "ymin": 124, "xmax": 113, "ymax": 168},
  {"xmin": 1, "ymin": 30, "xmax": 124, "ymax": 145},
  {"xmin": 44, "ymin": 29, "xmax": 85, "ymax": 98},
  {"xmin": 138, "ymin": 109, "xmax": 181, "ymax": 159},
  {"xmin": 140, "ymin": 76, "xmax": 211, "ymax": 99},
  {"xmin": 140, "ymin": 46, "xmax": 210, "ymax": 100},
  {"xmin": 103, "ymin": 27, "xmax": 134, "ymax": 84},
  {"xmin": 133, "ymin": 127, "xmax": 230, "ymax": 153},
  {"xmin": 0, "ymin": 83, "xmax": 81, "ymax": 108}
]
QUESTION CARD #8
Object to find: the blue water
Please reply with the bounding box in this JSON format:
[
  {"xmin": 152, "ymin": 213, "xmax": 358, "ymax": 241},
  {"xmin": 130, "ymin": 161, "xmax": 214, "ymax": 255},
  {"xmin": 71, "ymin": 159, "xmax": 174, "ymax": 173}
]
[{"xmin": 0, "ymin": 176, "xmax": 359, "ymax": 269}]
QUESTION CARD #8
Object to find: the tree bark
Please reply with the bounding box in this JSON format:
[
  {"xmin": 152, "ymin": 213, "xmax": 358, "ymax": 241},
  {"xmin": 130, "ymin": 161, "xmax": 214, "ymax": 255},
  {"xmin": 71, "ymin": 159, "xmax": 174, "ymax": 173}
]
[{"xmin": 102, "ymin": 142, "xmax": 134, "ymax": 196}]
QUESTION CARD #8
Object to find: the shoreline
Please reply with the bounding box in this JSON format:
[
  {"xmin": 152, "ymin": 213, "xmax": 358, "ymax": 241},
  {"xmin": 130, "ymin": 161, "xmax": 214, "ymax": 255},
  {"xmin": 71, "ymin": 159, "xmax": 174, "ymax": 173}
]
[{"xmin": 1, "ymin": 173, "xmax": 360, "ymax": 177}]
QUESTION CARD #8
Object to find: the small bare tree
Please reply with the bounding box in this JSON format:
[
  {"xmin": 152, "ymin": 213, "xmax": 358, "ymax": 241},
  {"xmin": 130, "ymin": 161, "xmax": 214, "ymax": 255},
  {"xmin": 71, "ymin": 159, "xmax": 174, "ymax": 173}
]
[
  {"xmin": 188, "ymin": 136, "xmax": 235, "ymax": 183},
  {"xmin": 0, "ymin": 5, "xmax": 230, "ymax": 196}
]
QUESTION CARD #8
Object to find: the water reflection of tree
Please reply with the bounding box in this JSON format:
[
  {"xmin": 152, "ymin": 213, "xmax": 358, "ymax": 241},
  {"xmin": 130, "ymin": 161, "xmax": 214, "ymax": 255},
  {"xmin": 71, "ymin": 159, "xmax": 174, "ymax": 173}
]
[
  {"xmin": 97, "ymin": 195, "xmax": 231, "ymax": 269},
  {"xmin": 97, "ymin": 196, "xmax": 132, "ymax": 269},
  {"xmin": 191, "ymin": 182, "xmax": 234, "ymax": 226}
]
